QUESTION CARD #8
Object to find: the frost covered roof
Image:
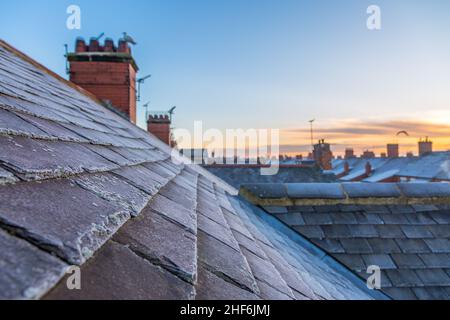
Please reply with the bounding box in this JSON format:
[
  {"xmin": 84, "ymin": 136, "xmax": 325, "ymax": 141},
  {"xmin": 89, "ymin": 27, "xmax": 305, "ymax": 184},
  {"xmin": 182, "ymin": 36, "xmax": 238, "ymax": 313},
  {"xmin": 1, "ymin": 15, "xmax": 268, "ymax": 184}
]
[{"xmin": 0, "ymin": 40, "xmax": 381, "ymax": 300}]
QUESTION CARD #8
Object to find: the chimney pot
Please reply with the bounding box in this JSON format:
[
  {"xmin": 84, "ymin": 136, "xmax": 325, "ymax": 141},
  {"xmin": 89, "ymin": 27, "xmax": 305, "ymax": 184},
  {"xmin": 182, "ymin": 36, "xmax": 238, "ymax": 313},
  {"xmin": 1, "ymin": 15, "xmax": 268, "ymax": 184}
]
[
  {"xmin": 103, "ymin": 38, "xmax": 115, "ymax": 52},
  {"xmin": 118, "ymin": 40, "xmax": 130, "ymax": 54},
  {"xmin": 75, "ymin": 38, "xmax": 87, "ymax": 53}
]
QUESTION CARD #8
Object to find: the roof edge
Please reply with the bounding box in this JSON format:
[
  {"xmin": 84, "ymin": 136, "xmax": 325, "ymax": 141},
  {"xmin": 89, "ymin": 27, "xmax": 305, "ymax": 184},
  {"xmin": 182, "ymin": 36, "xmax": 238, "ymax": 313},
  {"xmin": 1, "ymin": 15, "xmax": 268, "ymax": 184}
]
[{"xmin": 239, "ymin": 182, "xmax": 450, "ymax": 206}]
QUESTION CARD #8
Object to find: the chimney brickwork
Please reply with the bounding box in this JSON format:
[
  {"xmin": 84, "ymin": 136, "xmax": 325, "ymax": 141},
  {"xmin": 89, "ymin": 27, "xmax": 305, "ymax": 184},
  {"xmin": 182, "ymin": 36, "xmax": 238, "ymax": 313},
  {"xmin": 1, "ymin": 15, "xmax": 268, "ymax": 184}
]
[{"xmin": 68, "ymin": 37, "xmax": 138, "ymax": 123}]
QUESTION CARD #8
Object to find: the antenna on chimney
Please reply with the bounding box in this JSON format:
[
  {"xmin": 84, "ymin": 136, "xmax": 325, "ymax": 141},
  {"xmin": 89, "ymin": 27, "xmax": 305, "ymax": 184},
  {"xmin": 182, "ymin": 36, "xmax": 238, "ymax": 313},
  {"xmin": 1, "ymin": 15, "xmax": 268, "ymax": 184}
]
[
  {"xmin": 95, "ymin": 32, "xmax": 105, "ymax": 41},
  {"xmin": 142, "ymin": 101, "xmax": 150, "ymax": 120},
  {"xmin": 168, "ymin": 106, "xmax": 176, "ymax": 122},
  {"xmin": 64, "ymin": 44, "xmax": 69, "ymax": 75},
  {"xmin": 137, "ymin": 74, "xmax": 152, "ymax": 102},
  {"xmin": 309, "ymin": 119, "xmax": 315, "ymax": 151}
]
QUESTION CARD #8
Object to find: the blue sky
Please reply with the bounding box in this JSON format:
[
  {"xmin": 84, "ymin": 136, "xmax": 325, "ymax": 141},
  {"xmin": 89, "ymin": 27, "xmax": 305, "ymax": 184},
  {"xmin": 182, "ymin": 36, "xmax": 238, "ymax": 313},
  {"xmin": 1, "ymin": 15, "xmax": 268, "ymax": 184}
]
[{"xmin": 1, "ymin": 0, "xmax": 450, "ymax": 154}]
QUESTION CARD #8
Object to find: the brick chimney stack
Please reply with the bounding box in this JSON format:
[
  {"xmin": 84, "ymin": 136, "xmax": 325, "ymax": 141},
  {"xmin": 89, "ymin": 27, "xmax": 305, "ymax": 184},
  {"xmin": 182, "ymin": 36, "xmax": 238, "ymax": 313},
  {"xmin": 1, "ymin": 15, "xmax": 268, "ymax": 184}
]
[
  {"xmin": 68, "ymin": 37, "xmax": 138, "ymax": 123},
  {"xmin": 387, "ymin": 144, "xmax": 399, "ymax": 158},
  {"xmin": 313, "ymin": 139, "xmax": 333, "ymax": 170},
  {"xmin": 419, "ymin": 137, "xmax": 433, "ymax": 156},
  {"xmin": 344, "ymin": 148, "xmax": 355, "ymax": 160},
  {"xmin": 365, "ymin": 162, "xmax": 372, "ymax": 177},
  {"xmin": 147, "ymin": 114, "xmax": 171, "ymax": 146}
]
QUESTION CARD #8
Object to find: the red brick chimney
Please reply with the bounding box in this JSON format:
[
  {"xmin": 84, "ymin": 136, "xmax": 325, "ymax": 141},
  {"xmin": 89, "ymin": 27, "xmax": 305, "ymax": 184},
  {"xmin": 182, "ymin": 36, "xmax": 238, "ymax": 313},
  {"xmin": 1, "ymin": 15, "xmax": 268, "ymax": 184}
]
[
  {"xmin": 365, "ymin": 161, "xmax": 372, "ymax": 177},
  {"xmin": 68, "ymin": 37, "xmax": 138, "ymax": 123},
  {"xmin": 147, "ymin": 114, "xmax": 171, "ymax": 146},
  {"xmin": 344, "ymin": 161, "xmax": 350, "ymax": 175}
]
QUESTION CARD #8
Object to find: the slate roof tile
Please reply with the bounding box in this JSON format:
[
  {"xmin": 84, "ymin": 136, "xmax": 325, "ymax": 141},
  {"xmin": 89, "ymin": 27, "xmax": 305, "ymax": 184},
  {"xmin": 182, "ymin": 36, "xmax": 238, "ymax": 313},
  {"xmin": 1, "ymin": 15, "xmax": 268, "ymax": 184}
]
[
  {"xmin": 376, "ymin": 225, "xmax": 405, "ymax": 239},
  {"xmin": 415, "ymin": 269, "xmax": 450, "ymax": 286},
  {"xmin": 349, "ymin": 225, "xmax": 379, "ymax": 238},
  {"xmin": 391, "ymin": 254, "xmax": 426, "ymax": 269},
  {"xmin": 368, "ymin": 239, "xmax": 401, "ymax": 254},
  {"xmin": 0, "ymin": 135, "xmax": 118, "ymax": 180},
  {"xmin": 424, "ymin": 239, "xmax": 450, "ymax": 253},
  {"xmin": 301, "ymin": 212, "xmax": 333, "ymax": 225},
  {"xmin": 401, "ymin": 225, "xmax": 434, "ymax": 239},
  {"xmin": 275, "ymin": 212, "xmax": 305, "ymax": 226},
  {"xmin": 0, "ymin": 178, "xmax": 128, "ymax": 264},
  {"xmin": 197, "ymin": 231, "xmax": 259, "ymax": 294},
  {"xmin": 196, "ymin": 266, "xmax": 260, "ymax": 300},
  {"xmin": 333, "ymin": 254, "xmax": 366, "ymax": 272},
  {"xmin": 419, "ymin": 254, "xmax": 450, "ymax": 268},
  {"xmin": 0, "ymin": 229, "xmax": 67, "ymax": 299},
  {"xmin": 385, "ymin": 269, "xmax": 422, "ymax": 288},
  {"xmin": 322, "ymin": 225, "xmax": 352, "ymax": 238},
  {"xmin": 293, "ymin": 225, "xmax": 325, "ymax": 239},
  {"xmin": 113, "ymin": 208, "xmax": 197, "ymax": 283},
  {"xmin": 339, "ymin": 239, "xmax": 373, "ymax": 254},
  {"xmin": 395, "ymin": 239, "xmax": 431, "ymax": 254},
  {"xmin": 361, "ymin": 254, "xmax": 396, "ymax": 269},
  {"xmin": 45, "ymin": 241, "xmax": 195, "ymax": 300}
]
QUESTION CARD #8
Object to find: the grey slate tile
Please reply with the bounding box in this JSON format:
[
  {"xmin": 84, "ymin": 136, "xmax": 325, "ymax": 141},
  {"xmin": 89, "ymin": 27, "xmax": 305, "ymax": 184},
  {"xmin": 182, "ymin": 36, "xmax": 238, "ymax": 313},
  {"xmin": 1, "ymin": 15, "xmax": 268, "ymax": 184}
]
[
  {"xmin": 276, "ymin": 212, "xmax": 305, "ymax": 226},
  {"xmin": 413, "ymin": 287, "xmax": 449, "ymax": 300},
  {"xmin": 404, "ymin": 212, "xmax": 436, "ymax": 225},
  {"xmin": 113, "ymin": 208, "xmax": 197, "ymax": 283},
  {"xmin": 424, "ymin": 239, "xmax": 450, "ymax": 253},
  {"xmin": 149, "ymin": 193, "xmax": 197, "ymax": 234},
  {"xmin": 382, "ymin": 287, "xmax": 417, "ymax": 300},
  {"xmin": 301, "ymin": 213, "xmax": 333, "ymax": 225},
  {"xmin": 379, "ymin": 213, "xmax": 410, "ymax": 225},
  {"xmin": 368, "ymin": 239, "xmax": 401, "ymax": 254},
  {"xmin": 349, "ymin": 225, "xmax": 379, "ymax": 238},
  {"xmin": 242, "ymin": 247, "xmax": 293, "ymax": 297},
  {"xmin": 427, "ymin": 225, "xmax": 450, "ymax": 238},
  {"xmin": 415, "ymin": 269, "xmax": 450, "ymax": 286},
  {"xmin": 310, "ymin": 239, "xmax": 345, "ymax": 253},
  {"xmin": 197, "ymin": 231, "xmax": 258, "ymax": 294},
  {"xmin": 339, "ymin": 239, "xmax": 373, "ymax": 254},
  {"xmin": 263, "ymin": 206, "xmax": 288, "ymax": 214},
  {"xmin": 361, "ymin": 254, "xmax": 396, "ymax": 269},
  {"xmin": 387, "ymin": 205, "xmax": 415, "ymax": 214},
  {"xmin": 286, "ymin": 183, "xmax": 345, "ymax": 199},
  {"xmin": 256, "ymin": 280, "xmax": 294, "ymax": 300},
  {"xmin": 0, "ymin": 135, "xmax": 118, "ymax": 180},
  {"xmin": 386, "ymin": 269, "xmax": 422, "ymax": 287},
  {"xmin": 45, "ymin": 241, "xmax": 195, "ymax": 300},
  {"xmin": 419, "ymin": 254, "xmax": 450, "ymax": 268},
  {"xmin": 354, "ymin": 212, "xmax": 384, "ymax": 224},
  {"xmin": 401, "ymin": 225, "xmax": 434, "ymax": 239},
  {"xmin": 333, "ymin": 254, "xmax": 366, "ymax": 272},
  {"xmin": 233, "ymin": 231, "xmax": 267, "ymax": 260},
  {"xmin": 113, "ymin": 165, "xmax": 166, "ymax": 195},
  {"xmin": 0, "ymin": 107, "xmax": 47, "ymax": 137},
  {"xmin": 0, "ymin": 229, "xmax": 67, "ymax": 299},
  {"xmin": 72, "ymin": 172, "xmax": 150, "ymax": 217},
  {"xmin": 0, "ymin": 178, "xmax": 128, "ymax": 264},
  {"xmin": 331, "ymin": 212, "xmax": 357, "ymax": 224},
  {"xmin": 321, "ymin": 225, "xmax": 352, "ymax": 238},
  {"xmin": 198, "ymin": 214, "xmax": 240, "ymax": 251},
  {"xmin": 395, "ymin": 239, "xmax": 431, "ymax": 254},
  {"xmin": 196, "ymin": 266, "xmax": 260, "ymax": 300},
  {"xmin": 342, "ymin": 183, "xmax": 401, "ymax": 198},
  {"xmin": 0, "ymin": 166, "xmax": 17, "ymax": 185},
  {"xmin": 293, "ymin": 226, "xmax": 325, "ymax": 239},
  {"xmin": 85, "ymin": 145, "xmax": 133, "ymax": 167},
  {"xmin": 376, "ymin": 225, "xmax": 405, "ymax": 239},
  {"xmin": 223, "ymin": 208, "xmax": 254, "ymax": 239},
  {"xmin": 430, "ymin": 210, "xmax": 450, "ymax": 224},
  {"xmin": 391, "ymin": 254, "xmax": 425, "ymax": 269}
]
